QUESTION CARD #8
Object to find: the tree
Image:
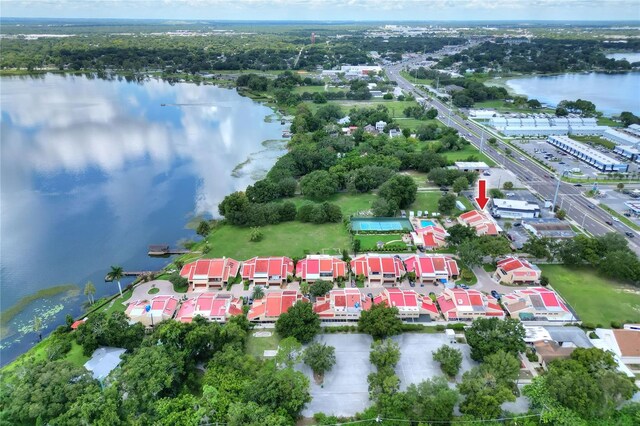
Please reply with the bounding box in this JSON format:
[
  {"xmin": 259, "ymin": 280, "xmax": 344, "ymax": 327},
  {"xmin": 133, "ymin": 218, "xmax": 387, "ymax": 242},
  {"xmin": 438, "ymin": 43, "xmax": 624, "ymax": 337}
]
[
  {"xmin": 503, "ymin": 220, "xmax": 512, "ymax": 233},
  {"xmin": 228, "ymin": 401, "xmax": 290, "ymax": 426},
  {"xmin": 482, "ymin": 350, "xmax": 520, "ymax": 386},
  {"xmin": 252, "ymin": 285, "xmax": 264, "ymax": 300},
  {"xmin": 405, "ymin": 376, "xmax": 459, "ymax": 422},
  {"xmin": 446, "ymin": 224, "xmax": 477, "ymax": 246},
  {"xmin": 196, "ymin": 220, "xmax": 211, "ymax": 237},
  {"xmin": 249, "ymin": 226, "xmax": 264, "ymax": 242},
  {"xmin": 218, "ymin": 191, "xmax": 250, "ymax": 226},
  {"xmin": 33, "ymin": 315, "xmax": 43, "ymax": 341},
  {"xmin": 438, "ymin": 193, "xmax": 457, "ymax": 215},
  {"xmin": 617, "ymin": 182, "xmax": 625, "ymax": 191},
  {"xmin": 371, "ymin": 197, "xmax": 398, "ymax": 217},
  {"xmin": 84, "ymin": 281, "xmax": 96, "ymax": 305},
  {"xmin": 432, "ymin": 345, "xmax": 462, "ymax": 377},
  {"xmin": 275, "ymin": 336, "xmax": 302, "ymax": 368},
  {"xmin": 522, "ymin": 236, "xmax": 552, "ymax": 260},
  {"xmin": 457, "ymin": 239, "xmax": 483, "ymax": 269},
  {"xmin": 620, "ymin": 111, "xmax": 640, "ymax": 127},
  {"xmin": 477, "ymin": 235, "xmax": 511, "ymax": 261},
  {"xmin": 300, "ymin": 170, "xmax": 338, "ymax": 201},
  {"xmin": 303, "ymin": 342, "xmax": 336, "ymax": 382},
  {"xmin": 489, "ymin": 188, "xmax": 504, "ymax": 199},
  {"xmin": 488, "ymin": 137, "xmax": 497, "ymax": 145},
  {"xmin": 299, "ymin": 281, "xmax": 310, "ymax": 296},
  {"xmin": 556, "ymin": 106, "xmax": 568, "ymax": 117},
  {"xmin": 309, "ymin": 280, "xmax": 333, "ymax": 297},
  {"xmin": 0, "ymin": 359, "xmax": 100, "ymax": 425},
  {"xmin": 275, "ymin": 301, "xmax": 321, "ymax": 344},
  {"xmin": 353, "ymin": 238, "xmax": 361, "ymax": 255},
  {"xmin": 369, "ymin": 339, "xmax": 401, "ymax": 369},
  {"xmin": 106, "ymin": 265, "xmax": 125, "ymax": 297},
  {"xmin": 452, "ymin": 176, "xmax": 470, "ymax": 193},
  {"xmin": 378, "ymin": 174, "xmax": 417, "ymax": 209},
  {"xmin": 425, "ymin": 107, "xmax": 438, "ymax": 119},
  {"xmin": 556, "ymin": 208, "xmax": 567, "ymax": 220},
  {"xmin": 465, "ymin": 317, "xmax": 526, "ymax": 362},
  {"xmin": 503, "ymin": 181, "xmax": 514, "ymax": 190},
  {"xmin": 359, "ymin": 303, "xmax": 403, "ymax": 339},
  {"xmin": 458, "ymin": 366, "xmax": 515, "ymax": 419},
  {"xmin": 245, "ymin": 363, "xmax": 311, "ymax": 422},
  {"xmin": 527, "ymin": 99, "xmax": 542, "ymax": 109}
]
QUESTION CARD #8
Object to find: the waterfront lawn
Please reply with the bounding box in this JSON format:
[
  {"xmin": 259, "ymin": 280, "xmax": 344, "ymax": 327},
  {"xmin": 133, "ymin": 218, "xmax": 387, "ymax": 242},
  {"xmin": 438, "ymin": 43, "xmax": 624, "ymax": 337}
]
[
  {"xmin": 246, "ymin": 331, "xmax": 281, "ymax": 359},
  {"xmin": 2, "ymin": 340, "xmax": 89, "ymax": 375},
  {"xmin": 355, "ymin": 234, "xmax": 406, "ymax": 251},
  {"xmin": 473, "ymin": 100, "xmax": 555, "ymax": 115},
  {"xmin": 102, "ymin": 288, "xmax": 133, "ymax": 316},
  {"xmin": 540, "ymin": 265, "xmax": 640, "ymax": 325},
  {"xmin": 443, "ymin": 145, "xmax": 496, "ymax": 166},
  {"xmin": 285, "ymin": 192, "xmax": 377, "ymax": 216},
  {"xmin": 206, "ymin": 221, "xmax": 350, "ymax": 260}
]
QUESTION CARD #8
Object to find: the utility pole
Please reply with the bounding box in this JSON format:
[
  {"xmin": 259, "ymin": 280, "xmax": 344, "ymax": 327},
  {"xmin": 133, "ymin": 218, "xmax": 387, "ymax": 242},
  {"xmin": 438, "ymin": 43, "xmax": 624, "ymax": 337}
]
[
  {"xmin": 552, "ymin": 169, "xmax": 567, "ymax": 211},
  {"xmin": 479, "ymin": 127, "xmax": 485, "ymax": 153}
]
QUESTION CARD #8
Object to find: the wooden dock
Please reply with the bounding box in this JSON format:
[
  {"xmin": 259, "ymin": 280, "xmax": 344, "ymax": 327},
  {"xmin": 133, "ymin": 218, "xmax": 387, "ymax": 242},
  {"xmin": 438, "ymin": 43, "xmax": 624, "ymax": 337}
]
[
  {"xmin": 104, "ymin": 271, "xmax": 161, "ymax": 282},
  {"xmin": 148, "ymin": 244, "xmax": 190, "ymax": 257}
]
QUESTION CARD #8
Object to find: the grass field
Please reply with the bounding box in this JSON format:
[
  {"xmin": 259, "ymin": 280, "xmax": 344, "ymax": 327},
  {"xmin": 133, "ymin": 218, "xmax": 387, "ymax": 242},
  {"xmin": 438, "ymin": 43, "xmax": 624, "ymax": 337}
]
[
  {"xmin": 305, "ymin": 99, "xmax": 421, "ymax": 117},
  {"xmin": 540, "ymin": 265, "xmax": 640, "ymax": 325},
  {"xmin": 597, "ymin": 117, "xmax": 623, "ymax": 127},
  {"xmin": 473, "ymin": 100, "xmax": 555, "ymax": 115},
  {"xmin": 2, "ymin": 340, "xmax": 89, "ymax": 374},
  {"xmin": 408, "ymin": 192, "xmax": 474, "ymax": 215},
  {"xmin": 571, "ymin": 135, "xmax": 616, "ymax": 150},
  {"xmin": 443, "ymin": 145, "xmax": 497, "ymax": 166},
  {"xmin": 399, "ymin": 70, "xmax": 433, "ymax": 86},
  {"xmin": 246, "ymin": 331, "xmax": 281, "ymax": 359},
  {"xmin": 292, "ymin": 85, "xmax": 348, "ymax": 94},
  {"xmin": 206, "ymin": 221, "xmax": 350, "ymax": 259},
  {"xmin": 355, "ymin": 234, "xmax": 406, "ymax": 250},
  {"xmin": 102, "ymin": 288, "xmax": 133, "ymax": 316},
  {"xmin": 285, "ymin": 192, "xmax": 377, "ymax": 216}
]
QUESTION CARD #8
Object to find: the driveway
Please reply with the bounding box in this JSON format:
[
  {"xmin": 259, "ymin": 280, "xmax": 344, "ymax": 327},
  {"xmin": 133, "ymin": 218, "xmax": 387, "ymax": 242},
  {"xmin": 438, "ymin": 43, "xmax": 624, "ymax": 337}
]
[
  {"xmin": 127, "ymin": 280, "xmax": 181, "ymax": 304},
  {"xmin": 471, "ymin": 266, "xmax": 516, "ymax": 294}
]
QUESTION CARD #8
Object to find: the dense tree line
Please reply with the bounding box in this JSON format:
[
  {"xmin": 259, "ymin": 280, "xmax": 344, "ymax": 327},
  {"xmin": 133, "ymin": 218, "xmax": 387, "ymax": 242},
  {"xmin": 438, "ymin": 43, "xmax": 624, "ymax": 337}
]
[{"xmin": 437, "ymin": 39, "xmax": 640, "ymax": 74}]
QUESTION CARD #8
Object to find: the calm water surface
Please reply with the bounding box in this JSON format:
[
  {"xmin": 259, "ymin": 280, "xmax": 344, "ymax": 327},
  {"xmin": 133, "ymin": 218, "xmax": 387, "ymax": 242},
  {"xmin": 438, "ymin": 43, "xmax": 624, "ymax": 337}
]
[
  {"xmin": 0, "ymin": 74, "xmax": 286, "ymax": 364},
  {"xmin": 505, "ymin": 72, "xmax": 640, "ymax": 115}
]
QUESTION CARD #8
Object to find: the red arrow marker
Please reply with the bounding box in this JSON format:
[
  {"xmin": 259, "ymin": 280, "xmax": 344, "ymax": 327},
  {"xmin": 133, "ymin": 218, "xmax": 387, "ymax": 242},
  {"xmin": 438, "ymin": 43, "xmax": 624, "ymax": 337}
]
[{"xmin": 475, "ymin": 179, "xmax": 489, "ymax": 210}]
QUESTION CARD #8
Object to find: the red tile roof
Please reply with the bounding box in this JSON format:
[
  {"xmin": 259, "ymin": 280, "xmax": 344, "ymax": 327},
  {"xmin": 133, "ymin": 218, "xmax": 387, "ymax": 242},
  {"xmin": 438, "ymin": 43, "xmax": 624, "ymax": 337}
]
[
  {"xmin": 242, "ymin": 257, "xmax": 294, "ymax": 280},
  {"xmin": 176, "ymin": 293, "xmax": 242, "ymax": 322},
  {"xmin": 296, "ymin": 256, "xmax": 347, "ymax": 280},
  {"xmin": 71, "ymin": 319, "xmax": 85, "ymax": 330},
  {"xmin": 248, "ymin": 290, "xmax": 305, "ymax": 321},
  {"xmin": 180, "ymin": 258, "xmax": 240, "ymax": 282},
  {"xmin": 350, "ymin": 255, "xmax": 405, "ymax": 278}
]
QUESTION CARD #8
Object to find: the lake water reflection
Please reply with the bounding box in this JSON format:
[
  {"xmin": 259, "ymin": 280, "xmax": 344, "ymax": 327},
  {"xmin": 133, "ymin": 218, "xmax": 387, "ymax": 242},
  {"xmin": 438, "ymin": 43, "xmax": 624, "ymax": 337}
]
[{"xmin": 0, "ymin": 74, "xmax": 285, "ymax": 364}]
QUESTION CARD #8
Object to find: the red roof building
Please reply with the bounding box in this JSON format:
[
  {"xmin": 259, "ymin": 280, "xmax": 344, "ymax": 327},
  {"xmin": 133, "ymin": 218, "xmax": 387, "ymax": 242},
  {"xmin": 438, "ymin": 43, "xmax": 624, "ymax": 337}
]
[
  {"xmin": 502, "ymin": 287, "xmax": 573, "ymax": 321},
  {"xmin": 412, "ymin": 225, "xmax": 448, "ymax": 250},
  {"xmin": 404, "ymin": 255, "xmax": 459, "ymax": 284},
  {"xmin": 437, "ymin": 288, "xmax": 504, "ymax": 321},
  {"xmin": 350, "ymin": 254, "xmax": 406, "ymax": 286},
  {"xmin": 458, "ymin": 210, "xmax": 500, "ymax": 236},
  {"xmin": 71, "ymin": 319, "xmax": 86, "ymax": 330},
  {"xmin": 247, "ymin": 290, "xmax": 308, "ymax": 322},
  {"xmin": 374, "ymin": 288, "xmax": 440, "ymax": 320},
  {"xmin": 241, "ymin": 256, "xmax": 294, "ymax": 287},
  {"xmin": 175, "ymin": 293, "xmax": 243, "ymax": 323},
  {"xmin": 313, "ymin": 288, "xmax": 372, "ymax": 320},
  {"xmin": 494, "ymin": 256, "xmax": 541, "ymax": 285},
  {"xmin": 296, "ymin": 255, "xmax": 347, "ymax": 283},
  {"xmin": 180, "ymin": 257, "xmax": 241, "ymax": 291},
  {"xmin": 125, "ymin": 295, "xmax": 179, "ymax": 327}
]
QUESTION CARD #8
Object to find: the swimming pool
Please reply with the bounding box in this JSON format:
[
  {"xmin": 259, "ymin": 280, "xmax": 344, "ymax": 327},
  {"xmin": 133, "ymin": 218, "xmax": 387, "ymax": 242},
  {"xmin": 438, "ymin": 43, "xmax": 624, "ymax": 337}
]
[{"xmin": 420, "ymin": 220, "xmax": 435, "ymax": 228}]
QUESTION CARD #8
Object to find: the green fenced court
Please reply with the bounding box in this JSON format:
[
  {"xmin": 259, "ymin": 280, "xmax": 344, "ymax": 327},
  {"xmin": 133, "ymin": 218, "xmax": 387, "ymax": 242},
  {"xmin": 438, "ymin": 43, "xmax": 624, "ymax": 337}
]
[{"xmin": 351, "ymin": 217, "xmax": 414, "ymax": 233}]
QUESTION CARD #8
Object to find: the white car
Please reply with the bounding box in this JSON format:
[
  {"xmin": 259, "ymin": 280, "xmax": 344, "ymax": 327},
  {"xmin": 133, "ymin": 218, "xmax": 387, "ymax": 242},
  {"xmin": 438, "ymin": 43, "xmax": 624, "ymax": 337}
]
[{"xmin": 612, "ymin": 217, "xmax": 620, "ymax": 222}]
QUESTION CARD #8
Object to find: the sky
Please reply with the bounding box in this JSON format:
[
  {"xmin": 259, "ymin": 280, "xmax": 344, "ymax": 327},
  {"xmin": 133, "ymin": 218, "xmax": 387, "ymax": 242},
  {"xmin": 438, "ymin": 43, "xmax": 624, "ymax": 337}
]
[{"xmin": 2, "ymin": 0, "xmax": 640, "ymax": 22}]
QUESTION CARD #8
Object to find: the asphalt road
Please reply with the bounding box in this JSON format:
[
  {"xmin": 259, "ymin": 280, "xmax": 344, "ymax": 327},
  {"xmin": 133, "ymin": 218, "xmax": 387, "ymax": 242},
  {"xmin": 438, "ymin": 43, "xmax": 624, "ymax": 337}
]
[{"xmin": 385, "ymin": 63, "xmax": 640, "ymax": 255}]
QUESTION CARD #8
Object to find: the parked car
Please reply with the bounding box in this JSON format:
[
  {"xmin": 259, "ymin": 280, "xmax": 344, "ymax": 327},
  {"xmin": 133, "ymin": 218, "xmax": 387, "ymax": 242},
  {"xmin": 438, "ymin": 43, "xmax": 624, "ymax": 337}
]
[
  {"xmin": 606, "ymin": 220, "xmax": 613, "ymax": 225},
  {"xmin": 440, "ymin": 187, "xmax": 449, "ymax": 192},
  {"xmin": 612, "ymin": 217, "xmax": 620, "ymax": 222},
  {"xmin": 483, "ymin": 172, "xmax": 491, "ymax": 176},
  {"xmin": 491, "ymin": 290, "xmax": 501, "ymax": 300},
  {"xmin": 624, "ymin": 212, "xmax": 632, "ymax": 217},
  {"xmin": 626, "ymin": 232, "xmax": 635, "ymax": 238},
  {"xmin": 459, "ymin": 284, "xmax": 469, "ymax": 290},
  {"xmin": 367, "ymin": 293, "xmax": 374, "ymax": 299},
  {"xmin": 409, "ymin": 281, "xmax": 415, "ymax": 287},
  {"xmin": 574, "ymin": 184, "xmax": 582, "ymax": 187},
  {"xmin": 513, "ymin": 222, "xmax": 522, "ymax": 227},
  {"xmin": 588, "ymin": 205, "xmax": 595, "ymax": 210},
  {"xmin": 519, "ymin": 157, "xmax": 526, "ymax": 161}
]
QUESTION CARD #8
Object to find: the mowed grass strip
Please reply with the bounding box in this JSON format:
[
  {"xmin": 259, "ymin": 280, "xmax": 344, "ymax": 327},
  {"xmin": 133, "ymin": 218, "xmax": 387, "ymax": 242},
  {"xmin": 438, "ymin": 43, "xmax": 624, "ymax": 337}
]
[
  {"xmin": 206, "ymin": 221, "xmax": 350, "ymax": 260},
  {"xmin": 284, "ymin": 192, "xmax": 377, "ymax": 216},
  {"xmin": 355, "ymin": 234, "xmax": 406, "ymax": 251},
  {"xmin": 246, "ymin": 331, "xmax": 281, "ymax": 359},
  {"xmin": 540, "ymin": 265, "xmax": 640, "ymax": 325}
]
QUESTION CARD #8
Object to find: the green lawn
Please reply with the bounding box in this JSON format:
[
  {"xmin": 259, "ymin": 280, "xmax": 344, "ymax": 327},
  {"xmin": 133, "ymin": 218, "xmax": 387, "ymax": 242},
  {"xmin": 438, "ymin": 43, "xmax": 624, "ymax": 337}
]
[
  {"xmin": 284, "ymin": 192, "xmax": 377, "ymax": 216},
  {"xmin": 473, "ymin": 100, "xmax": 555, "ymax": 115},
  {"xmin": 395, "ymin": 118, "xmax": 443, "ymax": 131},
  {"xmin": 399, "ymin": 70, "xmax": 433, "ymax": 86},
  {"xmin": 540, "ymin": 265, "xmax": 640, "ymax": 325},
  {"xmin": 408, "ymin": 191, "xmax": 441, "ymax": 213},
  {"xmin": 292, "ymin": 85, "xmax": 347, "ymax": 94},
  {"xmin": 206, "ymin": 221, "xmax": 350, "ymax": 259},
  {"xmin": 597, "ymin": 117, "xmax": 623, "ymax": 127},
  {"xmin": 2, "ymin": 340, "xmax": 89, "ymax": 375},
  {"xmin": 355, "ymin": 234, "xmax": 406, "ymax": 251},
  {"xmin": 102, "ymin": 289, "xmax": 133, "ymax": 316},
  {"xmin": 571, "ymin": 135, "xmax": 616, "ymax": 150},
  {"xmin": 246, "ymin": 331, "xmax": 281, "ymax": 359},
  {"xmin": 443, "ymin": 145, "xmax": 497, "ymax": 166},
  {"xmin": 306, "ymin": 99, "xmax": 421, "ymax": 118}
]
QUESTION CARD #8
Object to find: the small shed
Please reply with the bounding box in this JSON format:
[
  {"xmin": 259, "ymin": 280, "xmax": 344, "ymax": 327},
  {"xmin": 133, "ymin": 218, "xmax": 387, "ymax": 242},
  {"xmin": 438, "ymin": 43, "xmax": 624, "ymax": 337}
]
[{"xmin": 84, "ymin": 347, "xmax": 127, "ymax": 380}]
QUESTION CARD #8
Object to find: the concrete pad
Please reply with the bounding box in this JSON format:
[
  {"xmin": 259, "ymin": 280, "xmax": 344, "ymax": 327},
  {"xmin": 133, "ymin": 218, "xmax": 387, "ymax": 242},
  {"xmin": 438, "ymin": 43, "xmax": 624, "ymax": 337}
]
[
  {"xmin": 253, "ymin": 331, "xmax": 272, "ymax": 337},
  {"xmin": 263, "ymin": 350, "xmax": 277, "ymax": 357},
  {"xmin": 391, "ymin": 333, "xmax": 478, "ymax": 390}
]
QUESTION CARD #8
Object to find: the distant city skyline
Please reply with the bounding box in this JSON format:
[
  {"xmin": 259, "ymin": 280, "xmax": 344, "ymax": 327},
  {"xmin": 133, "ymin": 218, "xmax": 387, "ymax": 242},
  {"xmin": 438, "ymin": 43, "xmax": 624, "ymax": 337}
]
[{"xmin": 3, "ymin": 0, "xmax": 640, "ymax": 22}]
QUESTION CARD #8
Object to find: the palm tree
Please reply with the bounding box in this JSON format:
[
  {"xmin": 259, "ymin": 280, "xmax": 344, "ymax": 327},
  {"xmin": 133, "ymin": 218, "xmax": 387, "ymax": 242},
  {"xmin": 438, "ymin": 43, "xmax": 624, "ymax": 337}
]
[
  {"xmin": 252, "ymin": 285, "xmax": 265, "ymax": 300},
  {"xmin": 33, "ymin": 316, "xmax": 43, "ymax": 342},
  {"xmin": 84, "ymin": 281, "xmax": 96, "ymax": 305},
  {"xmin": 503, "ymin": 221, "xmax": 513, "ymax": 234},
  {"xmin": 106, "ymin": 265, "xmax": 124, "ymax": 297},
  {"xmin": 300, "ymin": 281, "xmax": 310, "ymax": 296}
]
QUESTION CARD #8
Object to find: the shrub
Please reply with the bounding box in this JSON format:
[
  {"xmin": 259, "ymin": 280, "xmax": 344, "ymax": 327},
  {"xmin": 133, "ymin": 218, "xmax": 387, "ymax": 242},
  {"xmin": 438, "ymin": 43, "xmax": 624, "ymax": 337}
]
[
  {"xmin": 168, "ymin": 273, "xmax": 189, "ymax": 293},
  {"xmin": 589, "ymin": 331, "xmax": 599, "ymax": 339},
  {"xmin": 610, "ymin": 321, "xmax": 623, "ymax": 329},
  {"xmin": 447, "ymin": 323, "xmax": 466, "ymax": 331}
]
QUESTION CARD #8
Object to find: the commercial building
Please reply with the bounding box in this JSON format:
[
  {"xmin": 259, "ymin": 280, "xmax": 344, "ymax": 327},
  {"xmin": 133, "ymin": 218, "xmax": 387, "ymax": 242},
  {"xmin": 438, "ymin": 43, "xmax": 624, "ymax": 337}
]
[
  {"xmin": 321, "ymin": 65, "xmax": 382, "ymax": 77},
  {"xmin": 489, "ymin": 115, "xmax": 607, "ymax": 137},
  {"xmin": 522, "ymin": 218, "xmax": 576, "ymax": 239},
  {"xmin": 295, "ymin": 255, "xmax": 347, "ymax": 283},
  {"xmin": 491, "ymin": 198, "xmax": 541, "ymax": 219},
  {"xmin": 247, "ymin": 290, "xmax": 308, "ymax": 322},
  {"xmin": 175, "ymin": 293, "xmax": 243, "ymax": 323},
  {"xmin": 494, "ymin": 257, "xmax": 541, "ymax": 285},
  {"xmin": 437, "ymin": 288, "xmax": 504, "ymax": 321},
  {"xmin": 547, "ymin": 135, "xmax": 628, "ymax": 172},
  {"xmin": 180, "ymin": 258, "xmax": 241, "ymax": 291},
  {"xmin": 241, "ymin": 256, "xmax": 294, "ymax": 287},
  {"xmin": 454, "ymin": 161, "xmax": 490, "ymax": 172},
  {"xmin": 404, "ymin": 255, "xmax": 459, "ymax": 285},
  {"xmin": 313, "ymin": 288, "xmax": 372, "ymax": 321},
  {"xmin": 350, "ymin": 254, "xmax": 406, "ymax": 286},
  {"xmin": 603, "ymin": 127, "xmax": 640, "ymax": 147},
  {"xmin": 501, "ymin": 287, "xmax": 573, "ymax": 321}
]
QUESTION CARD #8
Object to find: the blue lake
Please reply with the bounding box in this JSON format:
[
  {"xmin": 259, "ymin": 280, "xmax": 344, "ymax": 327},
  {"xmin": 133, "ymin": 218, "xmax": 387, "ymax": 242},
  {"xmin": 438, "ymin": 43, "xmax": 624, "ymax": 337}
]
[
  {"xmin": 504, "ymin": 72, "xmax": 640, "ymax": 116},
  {"xmin": 0, "ymin": 74, "xmax": 286, "ymax": 365}
]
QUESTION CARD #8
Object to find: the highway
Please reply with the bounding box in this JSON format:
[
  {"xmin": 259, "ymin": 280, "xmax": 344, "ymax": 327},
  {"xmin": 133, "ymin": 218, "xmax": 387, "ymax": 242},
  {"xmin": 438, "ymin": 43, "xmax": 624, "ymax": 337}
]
[{"xmin": 384, "ymin": 62, "xmax": 640, "ymax": 253}]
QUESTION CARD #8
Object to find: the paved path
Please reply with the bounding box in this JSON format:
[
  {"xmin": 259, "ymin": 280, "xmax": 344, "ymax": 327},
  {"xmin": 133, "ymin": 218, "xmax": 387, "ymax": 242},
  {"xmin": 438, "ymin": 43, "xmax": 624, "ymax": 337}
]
[
  {"xmin": 126, "ymin": 280, "xmax": 183, "ymax": 305},
  {"xmin": 471, "ymin": 266, "xmax": 518, "ymax": 294}
]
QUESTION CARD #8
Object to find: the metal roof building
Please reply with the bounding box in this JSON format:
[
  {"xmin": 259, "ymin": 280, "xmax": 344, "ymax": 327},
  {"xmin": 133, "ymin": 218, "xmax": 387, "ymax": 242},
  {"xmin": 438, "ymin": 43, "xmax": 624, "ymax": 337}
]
[{"xmin": 547, "ymin": 135, "xmax": 628, "ymax": 172}]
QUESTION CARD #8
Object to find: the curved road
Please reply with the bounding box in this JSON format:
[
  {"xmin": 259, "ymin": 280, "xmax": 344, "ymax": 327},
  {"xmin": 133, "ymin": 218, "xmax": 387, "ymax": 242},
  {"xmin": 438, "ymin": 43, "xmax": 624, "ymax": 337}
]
[{"xmin": 385, "ymin": 64, "xmax": 640, "ymax": 255}]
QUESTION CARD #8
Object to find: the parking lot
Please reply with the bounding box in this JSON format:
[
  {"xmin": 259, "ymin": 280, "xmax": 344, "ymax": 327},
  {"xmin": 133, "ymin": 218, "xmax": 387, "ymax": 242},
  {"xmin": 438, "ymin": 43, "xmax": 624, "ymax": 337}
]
[
  {"xmin": 299, "ymin": 333, "xmax": 478, "ymax": 417},
  {"xmin": 596, "ymin": 185, "xmax": 640, "ymax": 227},
  {"xmin": 515, "ymin": 139, "xmax": 601, "ymax": 178}
]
